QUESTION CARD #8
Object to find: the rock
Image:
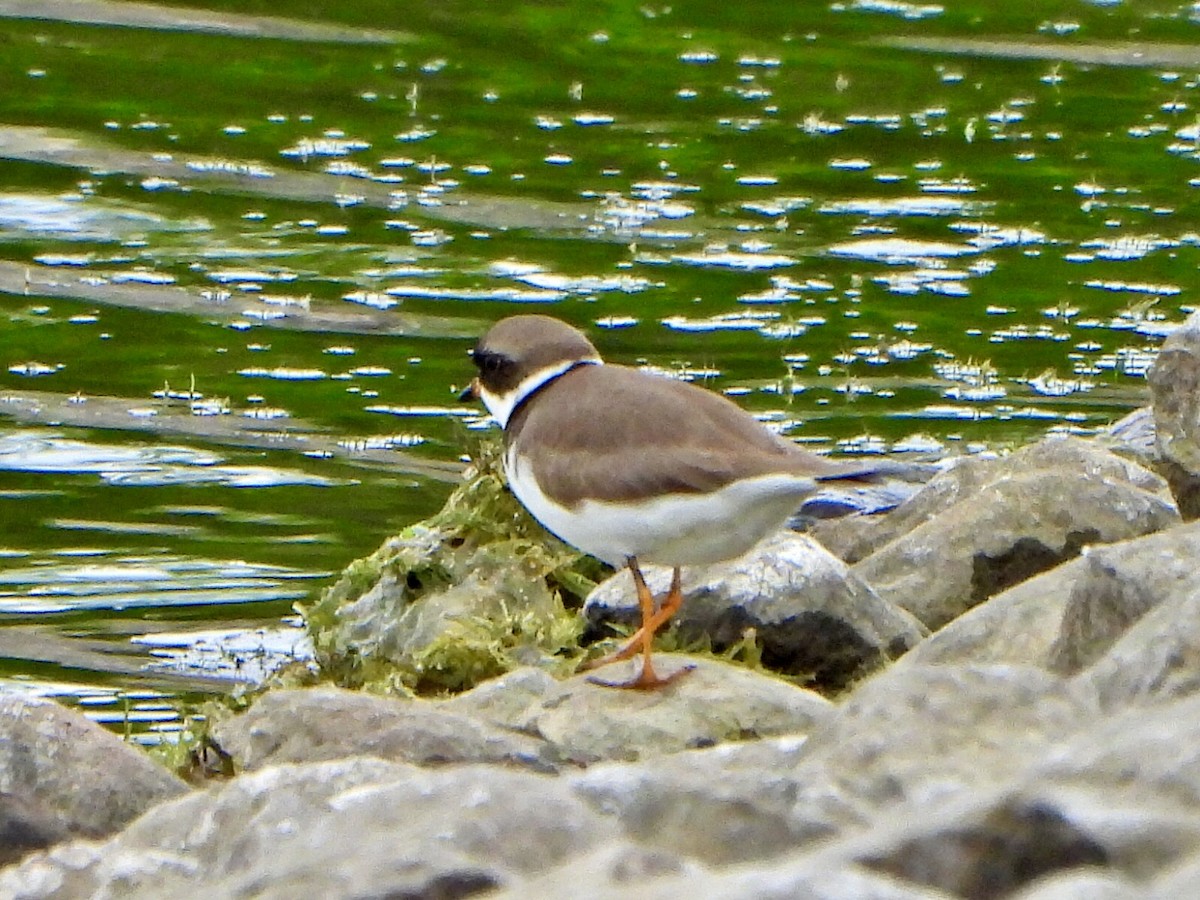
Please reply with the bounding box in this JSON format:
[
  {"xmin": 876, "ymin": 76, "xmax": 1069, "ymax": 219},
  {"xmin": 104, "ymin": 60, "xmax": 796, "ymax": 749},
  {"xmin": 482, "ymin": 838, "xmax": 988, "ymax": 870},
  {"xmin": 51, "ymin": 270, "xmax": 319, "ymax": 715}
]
[
  {"xmin": 1152, "ymin": 852, "xmax": 1200, "ymax": 898},
  {"xmin": 569, "ymin": 736, "xmax": 842, "ymax": 866},
  {"xmin": 210, "ymin": 685, "xmax": 558, "ymax": 772},
  {"xmin": 1008, "ymin": 870, "xmax": 1140, "ymax": 900},
  {"xmin": 583, "ymin": 531, "xmax": 926, "ymax": 692},
  {"xmin": 902, "ymin": 521, "xmax": 1200, "ymax": 673},
  {"xmin": 211, "ymin": 661, "xmax": 833, "ymax": 774},
  {"xmin": 444, "ymin": 657, "xmax": 833, "ymax": 766},
  {"xmin": 798, "ymin": 663, "xmax": 1094, "ymax": 808},
  {"xmin": 837, "ymin": 712, "xmax": 1200, "ymax": 898},
  {"xmin": 565, "ymin": 664, "xmax": 1090, "ymax": 871},
  {"xmin": 1149, "ymin": 309, "xmax": 1200, "ymax": 519},
  {"xmin": 0, "ymin": 757, "xmax": 620, "ymax": 899},
  {"xmin": 1024, "ymin": 694, "xmax": 1200, "ymax": 850},
  {"xmin": 498, "ymin": 840, "xmax": 703, "ymax": 900},
  {"xmin": 814, "ymin": 436, "xmax": 1170, "ymax": 565},
  {"xmin": 438, "ymin": 665, "xmax": 562, "ymax": 725},
  {"xmin": 1076, "ymin": 578, "xmax": 1200, "ymax": 709},
  {"xmin": 851, "ymin": 792, "xmax": 1111, "ymax": 900},
  {"xmin": 0, "ymin": 696, "xmax": 187, "ymax": 843},
  {"xmin": 897, "ymin": 557, "xmax": 1084, "ymax": 671},
  {"xmin": 309, "ymin": 525, "xmax": 581, "ymax": 692},
  {"xmin": 509, "ymin": 851, "xmax": 958, "ymax": 899},
  {"xmin": 556, "ymin": 678, "xmax": 1200, "ymax": 898},
  {"xmin": 0, "ymin": 792, "xmax": 68, "ymax": 867},
  {"xmin": 850, "ymin": 463, "xmax": 1178, "ymax": 630},
  {"xmin": 302, "ymin": 447, "xmax": 596, "ymax": 694}
]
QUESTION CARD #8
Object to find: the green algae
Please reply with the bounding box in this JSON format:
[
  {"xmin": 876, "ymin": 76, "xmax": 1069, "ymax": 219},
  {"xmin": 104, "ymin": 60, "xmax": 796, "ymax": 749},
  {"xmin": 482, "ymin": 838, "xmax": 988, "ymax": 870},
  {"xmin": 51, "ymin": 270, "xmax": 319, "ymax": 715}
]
[{"xmin": 301, "ymin": 436, "xmax": 606, "ymax": 695}]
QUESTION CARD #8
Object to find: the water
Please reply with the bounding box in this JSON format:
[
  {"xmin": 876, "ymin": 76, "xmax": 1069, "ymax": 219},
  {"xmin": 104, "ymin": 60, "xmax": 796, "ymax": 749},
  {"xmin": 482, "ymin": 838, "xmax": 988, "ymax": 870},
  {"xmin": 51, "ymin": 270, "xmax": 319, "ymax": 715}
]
[{"xmin": 0, "ymin": 0, "xmax": 1193, "ymax": 737}]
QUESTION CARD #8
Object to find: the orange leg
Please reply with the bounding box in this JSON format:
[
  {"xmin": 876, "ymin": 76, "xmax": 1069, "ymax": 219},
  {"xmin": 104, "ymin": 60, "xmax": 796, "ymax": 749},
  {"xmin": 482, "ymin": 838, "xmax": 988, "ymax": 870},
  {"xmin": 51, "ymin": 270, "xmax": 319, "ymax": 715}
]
[{"xmin": 585, "ymin": 561, "xmax": 694, "ymax": 689}]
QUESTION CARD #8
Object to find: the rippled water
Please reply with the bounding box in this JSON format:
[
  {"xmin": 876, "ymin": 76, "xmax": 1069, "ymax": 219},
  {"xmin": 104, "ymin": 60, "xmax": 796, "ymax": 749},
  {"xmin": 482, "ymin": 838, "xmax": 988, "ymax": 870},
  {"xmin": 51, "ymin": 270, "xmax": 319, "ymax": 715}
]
[{"xmin": 0, "ymin": 0, "xmax": 1194, "ymax": 734}]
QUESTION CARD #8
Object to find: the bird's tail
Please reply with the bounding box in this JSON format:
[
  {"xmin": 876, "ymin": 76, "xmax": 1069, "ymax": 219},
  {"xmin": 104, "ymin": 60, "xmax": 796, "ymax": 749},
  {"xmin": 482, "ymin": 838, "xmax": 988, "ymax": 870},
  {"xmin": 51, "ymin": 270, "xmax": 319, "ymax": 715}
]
[{"xmin": 815, "ymin": 459, "xmax": 935, "ymax": 485}]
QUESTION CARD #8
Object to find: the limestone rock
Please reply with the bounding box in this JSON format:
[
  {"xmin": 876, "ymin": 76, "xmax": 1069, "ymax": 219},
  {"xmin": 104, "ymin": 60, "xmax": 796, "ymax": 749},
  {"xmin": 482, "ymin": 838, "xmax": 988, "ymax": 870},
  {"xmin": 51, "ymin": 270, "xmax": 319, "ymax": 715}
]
[
  {"xmin": 0, "ymin": 758, "xmax": 618, "ymax": 899},
  {"xmin": 568, "ymin": 736, "xmax": 841, "ymax": 866},
  {"xmin": 851, "ymin": 464, "xmax": 1178, "ymax": 630},
  {"xmin": 583, "ymin": 531, "xmax": 925, "ymax": 692},
  {"xmin": 444, "ymin": 657, "xmax": 833, "ymax": 766},
  {"xmin": 1149, "ymin": 309, "xmax": 1200, "ymax": 518},
  {"xmin": 0, "ymin": 696, "xmax": 186, "ymax": 843},
  {"xmin": 798, "ymin": 663, "xmax": 1094, "ymax": 808},
  {"xmin": 210, "ymin": 685, "xmax": 557, "ymax": 772},
  {"xmin": 1101, "ymin": 405, "xmax": 1158, "ymax": 460},
  {"xmin": 851, "ymin": 791, "xmax": 1111, "ymax": 899},
  {"xmin": 1008, "ymin": 871, "xmax": 1140, "ymax": 900},
  {"xmin": 497, "ymin": 841, "xmax": 703, "ymax": 900},
  {"xmin": 508, "ymin": 853, "xmax": 958, "ymax": 900},
  {"xmin": 814, "ymin": 436, "xmax": 1169, "ymax": 565},
  {"xmin": 903, "ymin": 521, "xmax": 1200, "ymax": 673},
  {"xmin": 565, "ymin": 664, "xmax": 1092, "ymax": 872},
  {"xmin": 0, "ymin": 792, "xmax": 67, "ymax": 866},
  {"xmin": 1151, "ymin": 852, "xmax": 1200, "ymax": 898},
  {"xmin": 1077, "ymin": 579, "xmax": 1200, "ymax": 709}
]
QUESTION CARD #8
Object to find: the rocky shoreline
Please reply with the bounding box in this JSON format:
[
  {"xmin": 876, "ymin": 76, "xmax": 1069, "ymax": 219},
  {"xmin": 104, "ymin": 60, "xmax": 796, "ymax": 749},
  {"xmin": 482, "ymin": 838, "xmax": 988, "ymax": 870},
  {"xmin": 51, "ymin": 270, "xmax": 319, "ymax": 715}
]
[{"xmin": 4, "ymin": 317, "xmax": 1200, "ymax": 897}]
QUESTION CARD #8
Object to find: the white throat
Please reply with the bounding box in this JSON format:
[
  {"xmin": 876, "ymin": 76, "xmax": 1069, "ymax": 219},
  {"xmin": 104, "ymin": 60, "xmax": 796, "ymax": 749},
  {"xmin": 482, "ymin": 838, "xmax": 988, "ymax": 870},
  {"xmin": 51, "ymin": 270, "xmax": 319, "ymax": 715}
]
[{"xmin": 480, "ymin": 358, "xmax": 601, "ymax": 429}]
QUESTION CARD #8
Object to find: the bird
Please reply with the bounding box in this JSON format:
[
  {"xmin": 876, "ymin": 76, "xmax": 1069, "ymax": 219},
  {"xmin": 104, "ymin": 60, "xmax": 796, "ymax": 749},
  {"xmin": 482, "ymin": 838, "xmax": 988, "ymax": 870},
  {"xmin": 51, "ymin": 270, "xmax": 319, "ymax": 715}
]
[{"xmin": 461, "ymin": 314, "xmax": 891, "ymax": 689}]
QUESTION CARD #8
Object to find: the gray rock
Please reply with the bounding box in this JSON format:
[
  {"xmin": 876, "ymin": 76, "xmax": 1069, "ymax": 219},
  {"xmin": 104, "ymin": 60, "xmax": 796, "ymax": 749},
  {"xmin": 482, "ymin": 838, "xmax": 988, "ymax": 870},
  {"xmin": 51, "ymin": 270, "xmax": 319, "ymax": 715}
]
[
  {"xmin": 1076, "ymin": 581, "xmax": 1200, "ymax": 709},
  {"xmin": 1019, "ymin": 696, "xmax": 1200, "ymax": 873},
  {"xmin": 837, "ymin": 775, "xmax": 1200, "ymax": 898},
  {"xmin": 1008, "ymin": 870, "xmax": 1141, "ymax": 900},
  {"xmin": 212, "ymin": 660, "xmax": 833, "ymax": 775},
  {"xmin": 560, "ymin": 678, "xmax": 1200, "ymax": 897},
  {"xmin": 0, "ymin": 757, "xmax": 619, "ymax": 899},
  {"xmin": 1150, "ymin": 852, "xmax": 1200, "ymax": 899},
  {"xmin": 849, "ymin": 791, "xmax": 1111, "ymax": 899},
  {"xmin": 210, "ymin": 685, "xmax": 558, "ymax": 772},
  {"xmin": 897, "ymin": 557, "xmax": 1083, "ymax": 671},
  {"xmin": 445, "ymin": 657, "xmax": 834, "ymax": 766},
  {"xmin": 814, "ymin": 436, "xmax": 1170, "ymax": 565},
  {"xmin": 799, "ymin": 663, "xmax": 1094, "ymax": 808},
  {"xmin": 439, "ymin": 665, "xmax": 561, "ymax": 724},
  {"xmin": 1149, "ymin": 309, "xmax": 1200, "ymax": 518},
  {"xmin": 0, "ymin": 792, "xmax": 67, "ymax": 866},
  {"xmin": 563, "ymin": 664, "xmax": 1091, "ymax": 872},
  {"xmin": 0, "ymin": 696, "xmax": 187, "ymax": 842},
  {"xmin": 569, "ymin": 736, "xmax": 844, "ymax": 866},
  {"xmin": 1048, "ymin": 524, "xmax": 1200, "ymax": 674},
  {"xmin": 902, "ymin": 522, "xmax": 1200, "ymax": 673},
  {"xmin": 510, "ymin": 853, "xmax": 958, "ymax": 900},
  {"xmin": 583, "ymin": 532, "xmax": 926, "ymax": 692},
  {"xmin": 304, "ymin": 453, "xmax": 593, "ymax": 695},
  {"xmin": 851, "ymin": 465, "xmax": 1178, "ymax": 630},
  {"xmin": 498, "ymin": 840, "xmax": 703, "ymax": 900},
  {"xmin": 790, "ymin": 679, "xmax": 1200, "ymax": 898}
]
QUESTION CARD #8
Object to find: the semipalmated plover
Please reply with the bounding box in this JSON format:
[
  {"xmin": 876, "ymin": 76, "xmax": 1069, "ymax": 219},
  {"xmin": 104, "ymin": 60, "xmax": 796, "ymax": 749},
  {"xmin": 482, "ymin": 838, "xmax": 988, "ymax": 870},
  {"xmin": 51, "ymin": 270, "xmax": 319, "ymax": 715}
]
[{"xmin": 462, "ymin": 314, "xmax": 886, "ymax": 689}]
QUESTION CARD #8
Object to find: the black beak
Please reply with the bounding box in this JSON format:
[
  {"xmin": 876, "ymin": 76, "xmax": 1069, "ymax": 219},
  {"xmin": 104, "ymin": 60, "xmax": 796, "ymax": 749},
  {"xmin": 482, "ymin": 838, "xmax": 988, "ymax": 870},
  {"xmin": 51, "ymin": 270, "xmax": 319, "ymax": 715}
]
[{"xmin": 458, "ymin": 378, "xmax": 480, "ymax": 402}]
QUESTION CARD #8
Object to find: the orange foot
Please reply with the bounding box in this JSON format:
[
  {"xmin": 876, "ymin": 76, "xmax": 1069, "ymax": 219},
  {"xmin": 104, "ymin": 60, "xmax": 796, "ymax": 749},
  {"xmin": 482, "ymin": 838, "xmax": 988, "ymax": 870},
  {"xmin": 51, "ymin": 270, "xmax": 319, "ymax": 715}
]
[
  {"xmin": 583, "ymin": 560, "xmax": 693, "ymax": 690},
  {"xmin": 586, "ymin": 656, "xmax": 695, "ymax": 690}
]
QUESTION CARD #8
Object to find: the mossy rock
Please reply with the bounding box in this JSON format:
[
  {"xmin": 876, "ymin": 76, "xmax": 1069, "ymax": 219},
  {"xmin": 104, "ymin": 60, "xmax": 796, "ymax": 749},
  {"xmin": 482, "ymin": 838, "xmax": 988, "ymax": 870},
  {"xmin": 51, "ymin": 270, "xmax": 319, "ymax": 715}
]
[{"xmin": 301, "ymin": 439, "xmax": 606, "ymax": 695}]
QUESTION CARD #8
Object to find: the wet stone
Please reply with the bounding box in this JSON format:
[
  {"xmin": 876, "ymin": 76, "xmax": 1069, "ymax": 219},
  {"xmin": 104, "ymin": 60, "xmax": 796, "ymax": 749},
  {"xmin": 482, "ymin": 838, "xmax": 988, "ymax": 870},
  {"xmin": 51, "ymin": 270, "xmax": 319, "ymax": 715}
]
[{"xmin": 583, "ymin": 531, "xmax": 925, "ymax": 693}]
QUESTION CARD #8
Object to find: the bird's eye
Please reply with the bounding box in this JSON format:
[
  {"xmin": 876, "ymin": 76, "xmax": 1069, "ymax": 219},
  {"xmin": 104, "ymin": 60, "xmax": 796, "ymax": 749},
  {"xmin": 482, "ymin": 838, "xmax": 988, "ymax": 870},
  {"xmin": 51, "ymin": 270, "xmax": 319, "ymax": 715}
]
[{"xmin": 474, "ymin": 350, "xmax": 508, "ymax": 376}]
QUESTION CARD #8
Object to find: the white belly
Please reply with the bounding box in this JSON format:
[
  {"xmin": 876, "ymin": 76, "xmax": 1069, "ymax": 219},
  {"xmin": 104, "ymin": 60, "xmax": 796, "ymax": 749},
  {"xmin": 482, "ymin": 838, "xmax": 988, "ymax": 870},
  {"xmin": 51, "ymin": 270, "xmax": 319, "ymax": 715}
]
[{"xmin": 507, "ymin": 452, "xmax": 815, "ymax": 567}]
